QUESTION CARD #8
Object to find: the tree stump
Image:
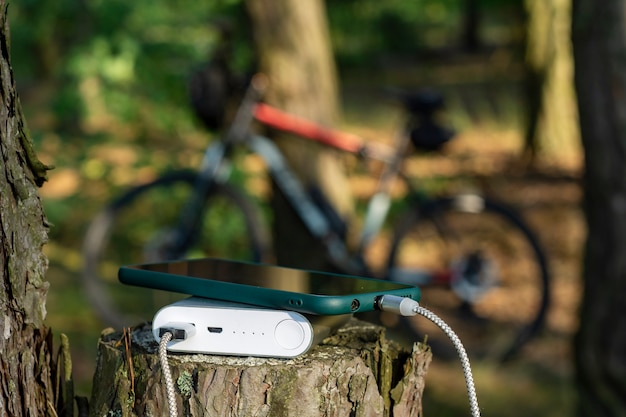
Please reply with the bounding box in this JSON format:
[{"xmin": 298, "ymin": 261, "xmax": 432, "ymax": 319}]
[{"xmin": 89, "ymin": 318, "xmax": 431, "ymax": 417}]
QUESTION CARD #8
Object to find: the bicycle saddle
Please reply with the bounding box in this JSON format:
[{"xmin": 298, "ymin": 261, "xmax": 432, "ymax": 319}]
[
  {"xmin": 384, "ymin": 87, "xmax": 455, "ymax": 151},
  {"xmin": 398, "ymin": 89, "xmax": 455, "ymax": 152},
  {"xmin": 402, "ymin": 89, "xmax": 445, "ymax": 117}
]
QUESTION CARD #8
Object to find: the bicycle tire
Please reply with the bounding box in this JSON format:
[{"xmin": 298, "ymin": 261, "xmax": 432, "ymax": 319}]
[
  {"xmin": 82, "ymin": 170, "xmax": 271, "ymax": 328},
  {"xmin": 385, "ymin": 194, "xmax": 550, "ymax": 362}
]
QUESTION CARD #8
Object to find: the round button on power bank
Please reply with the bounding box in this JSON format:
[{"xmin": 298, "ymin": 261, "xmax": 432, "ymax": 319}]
[{"xmin": 274, "ymin": 319, "xmax": 305, "ymax": 349}]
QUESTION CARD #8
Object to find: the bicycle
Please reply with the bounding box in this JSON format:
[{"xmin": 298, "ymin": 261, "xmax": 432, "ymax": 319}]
[{"xmin": 82, "ymin": 75, "xmax": 550, "ymax": 361}]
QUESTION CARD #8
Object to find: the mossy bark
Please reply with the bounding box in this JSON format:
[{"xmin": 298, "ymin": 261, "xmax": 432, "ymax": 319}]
[
  {"xmin": 90, "ymin": 319, "xmax": 431, "ymax": 417},
  {"xmin": 0, "ymin": 1, "xmax": 71, "ymax": 415}
]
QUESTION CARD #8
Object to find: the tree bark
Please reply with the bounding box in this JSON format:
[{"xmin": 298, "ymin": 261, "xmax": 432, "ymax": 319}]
[
  {"xmin": 89, "ymin": 319, "xmax": 430, "ymax": 417},
  {"xmin": 245, "ymin": 0, "xmax": 354, "ymax": 271},
  {"xmin": 572, "ymin": 1, "xmax": 626, "ymax": 416},
  {"xmin": 0, "ymin": 1, "xmax": 72, "ymax": 416}
]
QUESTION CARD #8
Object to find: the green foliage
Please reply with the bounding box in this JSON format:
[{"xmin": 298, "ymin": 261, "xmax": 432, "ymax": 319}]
[
  {"xmin": 328, "ymin": 0, "xmax": 462, "ymax": 65},
  {"xmin": 10, "ymin": 0, "xmax": 523, "ymax": 149},
  {"xmin": 11, "ymin": 0, "xmax": 247, "ymax": 144},
  {"xmin": 9, "ymin": 0, "xmax": 259, "ymax": 279},
  {"xmin": 328, "ymin": 0, "xmax": 524, "ymax": 67}
]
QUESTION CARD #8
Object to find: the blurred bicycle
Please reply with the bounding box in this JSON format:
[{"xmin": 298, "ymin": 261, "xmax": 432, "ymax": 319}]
[{"xmin": 82, "ymin": 75, "xmax": 550, "ymax": 361}]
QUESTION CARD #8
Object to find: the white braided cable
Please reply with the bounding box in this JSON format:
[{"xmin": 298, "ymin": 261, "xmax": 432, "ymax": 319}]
[
  {"xmin": 158, "ymin": 332, "xmax": 178, "ymax": 417},
  {"xmin": 413, "ymin": 305, "xmax": 481, "ymax": 417}
]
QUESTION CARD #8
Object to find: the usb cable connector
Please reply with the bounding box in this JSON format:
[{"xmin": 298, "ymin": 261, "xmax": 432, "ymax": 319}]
[
  {"xmin": 158, "ymin": 322, "xmax": 196, "ymax": 341},
  {"xmin": 375, "ymin": 295, "xmax": 419, "ymax": 316}
]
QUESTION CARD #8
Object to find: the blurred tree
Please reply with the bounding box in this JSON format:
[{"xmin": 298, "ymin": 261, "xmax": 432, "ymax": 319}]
[
  {"xmin": 522, "ymin": 0, "xmax": 579, "ymax": 165},
  {"xmin": 0, "ymin": 2, "xmax": 74, "ymax": 415},
  {"xmin": 572, "ymin": 1, "xmax": 626, "ymax": 416},
  {"xmin": 245, "ymin": 0, "xmax": 354, "ymax": 271},
  {"xmin": 461, "ymin": 0, "xmax": 481, "ymax": 52}
]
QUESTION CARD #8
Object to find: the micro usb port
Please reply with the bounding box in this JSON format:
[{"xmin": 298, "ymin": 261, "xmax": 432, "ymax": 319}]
[{"xmin": 207, "ymin": 327, "xmax": 223, "ymax": 334}]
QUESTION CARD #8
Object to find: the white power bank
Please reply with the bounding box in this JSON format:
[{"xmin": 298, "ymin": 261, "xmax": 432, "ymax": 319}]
[{"xmin": 152, "ymin": 297, "xmax": 350, "ymax": 358}]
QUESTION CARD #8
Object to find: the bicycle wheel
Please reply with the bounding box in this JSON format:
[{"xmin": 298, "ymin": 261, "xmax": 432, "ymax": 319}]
[
  {"xmin": 385, "ymin": 193, "xmax": 550, "ymax": 361},
  {"xmin": 82, "ymin": 170, "xmax": 271, "ymax": 328}
]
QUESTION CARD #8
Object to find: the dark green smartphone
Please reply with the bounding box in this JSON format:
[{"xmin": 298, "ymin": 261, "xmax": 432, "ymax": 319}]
[{"xmin": 118, "ymin": 258, "xmax": 420, "ymax": 315}]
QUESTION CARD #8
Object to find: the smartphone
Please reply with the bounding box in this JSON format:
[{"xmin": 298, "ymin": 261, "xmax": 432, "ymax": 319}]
[{"xmin": 118, "ymin": 257, "xmax": 420, "ymax": 315}]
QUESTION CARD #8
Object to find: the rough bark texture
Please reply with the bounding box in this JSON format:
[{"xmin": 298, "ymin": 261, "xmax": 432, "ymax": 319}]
[
  {"xmin": 90, "ymin": 319, "xmax": 431, "ymax": 417},
  {"xmin": 572, "ymin": 1, "xmax": 626, "ymax": 416},
  {"xmin": 0, "ymin": 1, "xmax": 72, "ymax": 416},
  {"xmin": 245, "ymin": 0, "xmax": 355, "ymax": 271}
]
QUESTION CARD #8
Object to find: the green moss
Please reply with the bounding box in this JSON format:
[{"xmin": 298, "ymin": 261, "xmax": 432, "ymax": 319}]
[
  {"xmin": 17, "ymin": 99, "xmax": 53, "ymax": 187},
  {"xmin": 348, "ymin": 373, "xmax": 368, "ymax": 400},
  {"xmin": 378, "ymin": 337, "xmax": 403, "ymax": 411},
  {"xmin": 267, "ymin": 367, "xmax": 299, "ymax": 415},
  {"xmin": 177, "ymin": 370, "xmax": 194, "ymax": 398},
  {"xmin": 60, "ymin": 333, "xmax": 72, "ymax": 381}
]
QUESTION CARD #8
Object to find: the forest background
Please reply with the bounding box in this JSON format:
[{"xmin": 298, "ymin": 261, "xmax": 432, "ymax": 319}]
[{"xmin": 11, "ymin": 1, "xmax": 582, "ymax": 416}]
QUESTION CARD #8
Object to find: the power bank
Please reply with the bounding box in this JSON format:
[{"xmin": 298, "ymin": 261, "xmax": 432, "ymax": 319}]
[{"xmin": 152, "ymin": 297, "xmax": 350, "ymax": 358}]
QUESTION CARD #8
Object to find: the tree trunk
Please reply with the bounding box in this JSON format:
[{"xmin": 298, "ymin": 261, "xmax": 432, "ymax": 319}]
[
  {"xmin": 522, "ymin": 0, "xmax": 580, "ymax": 165},
  {"xmin": 572, "ymin": 1, "xmax": 626, "ymax": 416},
  {"xmin": 89, "ymin": 319, "xmax": 431, "ymax": 417},
  {"xmin": 461, "ymin": 0, "xmax": 481, "ymax": 52},
  {"xmin": 245, "ymin": 0, "xmax": 354, "ymax": 271},
  {"xmin": 0, "ymin": 1, "xmax": 73, "ymax": 416}
]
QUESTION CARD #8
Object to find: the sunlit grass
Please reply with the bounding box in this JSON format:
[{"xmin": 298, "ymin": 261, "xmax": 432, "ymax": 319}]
[{"xmin": 423, "ymin": 360, "xmax": 575, "ymax": 417}]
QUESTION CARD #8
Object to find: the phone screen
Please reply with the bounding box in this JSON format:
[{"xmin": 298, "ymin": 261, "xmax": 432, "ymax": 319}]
[{"xmin": 126, "ymin": 258, "xmax": 412, "ymax": 296}]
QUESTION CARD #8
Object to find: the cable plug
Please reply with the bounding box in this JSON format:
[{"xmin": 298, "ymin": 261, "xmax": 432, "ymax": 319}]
[
  {"xmin": 158, "ymin": 322, "xmax": 196, "ymax": 341},
  {"xmin": 375, "ymin": 295, "xmax": 419, "ymax": 316}
]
